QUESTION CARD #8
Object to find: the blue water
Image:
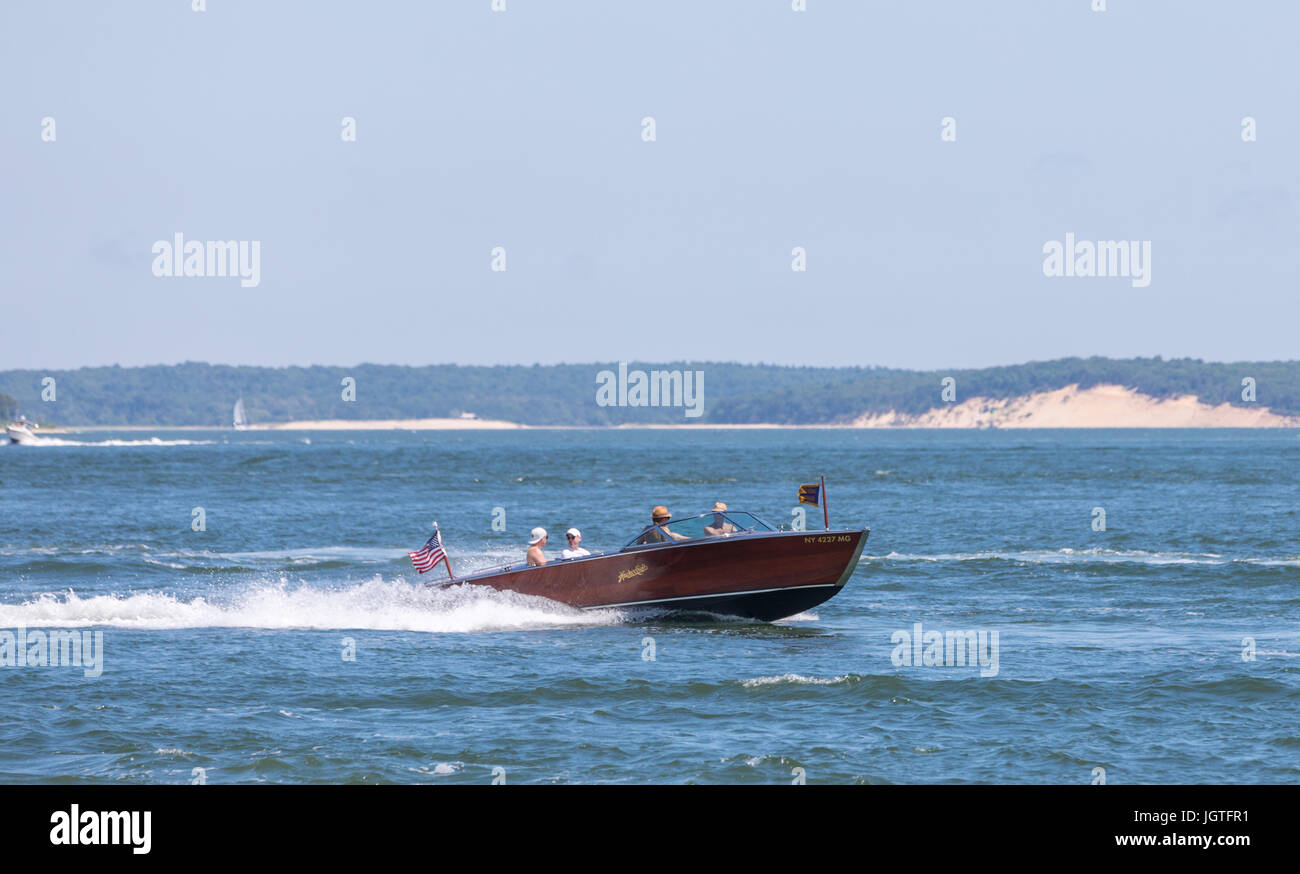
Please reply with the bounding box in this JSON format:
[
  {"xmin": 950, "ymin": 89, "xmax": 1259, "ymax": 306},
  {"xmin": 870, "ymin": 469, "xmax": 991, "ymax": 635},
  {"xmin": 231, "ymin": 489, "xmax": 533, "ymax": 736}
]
[{"xmin": 1, "ymin": 428, "xmax": 1297, "ymax": 783}]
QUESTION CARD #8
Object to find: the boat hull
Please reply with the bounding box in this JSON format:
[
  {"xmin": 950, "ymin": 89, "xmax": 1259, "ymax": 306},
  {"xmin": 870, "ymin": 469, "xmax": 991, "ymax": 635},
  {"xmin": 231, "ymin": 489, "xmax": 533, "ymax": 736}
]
[{"xmin": 450, "ymin": 528, "xmax": 869, "ymax": 622}]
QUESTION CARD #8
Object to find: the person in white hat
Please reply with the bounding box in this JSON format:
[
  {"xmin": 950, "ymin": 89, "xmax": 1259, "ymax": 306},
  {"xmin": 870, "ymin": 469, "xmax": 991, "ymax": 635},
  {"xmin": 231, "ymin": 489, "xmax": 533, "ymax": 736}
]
[
  {"xmin": 526, "ymin": 527, "xmax": 548, "ymax": 566},
  {"xmin": 561, "ymin": 528, "xmax": 590, "ymax": 559}
]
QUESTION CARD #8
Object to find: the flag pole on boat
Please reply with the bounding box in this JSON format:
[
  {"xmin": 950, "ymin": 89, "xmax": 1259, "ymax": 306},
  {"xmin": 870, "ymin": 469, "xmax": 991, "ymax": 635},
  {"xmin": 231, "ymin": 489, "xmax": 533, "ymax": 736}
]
[
  {"xmin": 821, "ymin": 475, "xmax": 829, "ymax": 529},
  {"xmin": 797, "ymin": 478, "xmax": 828, "ymax": 529},
  {"xmin": 436, "ymin": 521, "xmax": 455, "ymax": 581},
  {"xmin": 408, "ymin": 521, "xmax": 454, "ymax": 581}
]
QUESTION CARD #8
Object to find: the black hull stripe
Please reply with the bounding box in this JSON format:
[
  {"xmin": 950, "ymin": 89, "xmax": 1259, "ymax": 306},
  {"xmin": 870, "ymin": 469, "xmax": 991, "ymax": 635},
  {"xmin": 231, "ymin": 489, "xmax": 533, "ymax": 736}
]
[{"xmin": 581, "ymin": 582, "xmax": 840, "ymax": 611}]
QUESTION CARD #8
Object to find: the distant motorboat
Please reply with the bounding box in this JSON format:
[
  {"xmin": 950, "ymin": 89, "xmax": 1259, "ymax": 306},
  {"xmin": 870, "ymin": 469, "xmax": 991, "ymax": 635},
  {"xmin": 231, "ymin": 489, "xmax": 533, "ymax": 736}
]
[
  {"xmin": 5, "ymin": 418, "xmax": 40, "ymax": 444},
  {"xmin": 233, "ymin": 398, "xmax": 248, "ymax": 431}
]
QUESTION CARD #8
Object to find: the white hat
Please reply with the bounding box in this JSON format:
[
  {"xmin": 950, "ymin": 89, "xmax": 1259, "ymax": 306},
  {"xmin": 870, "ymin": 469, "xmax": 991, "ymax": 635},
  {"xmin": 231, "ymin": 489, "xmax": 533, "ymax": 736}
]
[
  {"xmin": 565, "ymin": 528, "xmax": 581, "ymax": 538},
  {"xmin": 528, "ymin": 527, "xmax": 547, "ymax": 545}
]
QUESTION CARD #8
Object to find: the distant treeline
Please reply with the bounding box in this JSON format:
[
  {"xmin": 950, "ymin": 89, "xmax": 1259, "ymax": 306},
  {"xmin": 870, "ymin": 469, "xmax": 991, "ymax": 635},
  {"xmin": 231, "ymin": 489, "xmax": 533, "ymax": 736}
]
[{"xmin": 0, "ymin": 358, "xmax": 1295, "ymax": 426}]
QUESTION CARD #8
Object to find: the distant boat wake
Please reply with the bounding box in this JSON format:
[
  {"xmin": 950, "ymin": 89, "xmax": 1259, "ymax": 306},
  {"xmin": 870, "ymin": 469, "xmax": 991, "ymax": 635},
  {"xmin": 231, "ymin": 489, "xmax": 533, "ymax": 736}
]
[{"xmin": 5, "ymin": 437, "xmax": 218, "ymax": 447}]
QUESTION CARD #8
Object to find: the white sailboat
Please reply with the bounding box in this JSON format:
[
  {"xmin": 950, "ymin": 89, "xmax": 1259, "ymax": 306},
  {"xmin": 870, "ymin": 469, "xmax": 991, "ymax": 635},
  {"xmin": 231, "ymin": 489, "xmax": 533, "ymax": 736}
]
[{"xmin": 233, "ymin": 397, "xmax": 248, "ymax": 431}]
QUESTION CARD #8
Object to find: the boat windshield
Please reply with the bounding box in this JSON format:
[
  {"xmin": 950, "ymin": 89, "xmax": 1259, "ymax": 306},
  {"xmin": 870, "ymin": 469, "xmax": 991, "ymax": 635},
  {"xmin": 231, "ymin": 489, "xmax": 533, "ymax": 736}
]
[
  {"xmin": 624, "ymin": 510, "xmax": 775, "ymax": 547},
  {"xmin": 716, "ymin": 512, "xmax": 773, "ymax": 532}
]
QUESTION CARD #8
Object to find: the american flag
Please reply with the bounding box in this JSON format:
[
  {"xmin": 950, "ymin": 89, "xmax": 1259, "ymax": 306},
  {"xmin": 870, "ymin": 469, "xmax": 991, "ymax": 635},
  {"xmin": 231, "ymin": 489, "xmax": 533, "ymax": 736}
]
[{"xmin": 408, "ymin": 528, "xmax": 447, "ymax": 574}]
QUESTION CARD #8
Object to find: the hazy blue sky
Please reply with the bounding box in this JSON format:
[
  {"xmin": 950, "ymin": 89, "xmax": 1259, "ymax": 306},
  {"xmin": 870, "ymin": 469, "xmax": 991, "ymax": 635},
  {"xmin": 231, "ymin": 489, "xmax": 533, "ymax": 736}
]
[{"xmin": 2, "ymin": 1, "xmax": 1296, "ymax": 370}]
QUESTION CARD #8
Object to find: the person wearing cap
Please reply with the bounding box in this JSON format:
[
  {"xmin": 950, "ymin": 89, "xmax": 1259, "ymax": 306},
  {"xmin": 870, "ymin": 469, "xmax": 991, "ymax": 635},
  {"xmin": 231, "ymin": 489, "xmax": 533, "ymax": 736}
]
[
  {"xmin": 526, "ymin": 527, "xmax": 548, "ymax": 566},
  {"xmin": 561, "ymin": 528, "xmax": 591, "ymax": 559},
  {"xmin": 634, "ymin": 505, "xmax": 690, "ymax": 545},
  {"xmin": 704, "ymin": 501, "xmax": 737, "ymax": 536}
]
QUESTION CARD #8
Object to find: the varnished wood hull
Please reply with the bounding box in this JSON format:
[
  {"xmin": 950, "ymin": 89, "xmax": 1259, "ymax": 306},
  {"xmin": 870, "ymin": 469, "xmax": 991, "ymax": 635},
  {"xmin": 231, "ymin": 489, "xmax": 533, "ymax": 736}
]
[{"xmin": 451, "ymin": 529, "xmax": 869, "ymax": 622}]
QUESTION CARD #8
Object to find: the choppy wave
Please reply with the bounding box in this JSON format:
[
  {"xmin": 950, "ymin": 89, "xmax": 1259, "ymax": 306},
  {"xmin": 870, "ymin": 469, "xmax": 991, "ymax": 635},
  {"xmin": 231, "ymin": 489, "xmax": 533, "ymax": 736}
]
[
  {"xmin": 0, "ymin": 577, "xmax": 625, "ymax": 633},
  {"xmin": 411, "ymin": 762, "xmax": 462, "ymax": 776},
  {"xmin": 741, "ymin": 673, "xmax": 859, "ymax": 687},
  {"xmin": 1, "ymin": 543, "xmax": 413, "ymax": 567},
  {"xmin": 864, "ymin": 548, "xmax": 1289, "ymax": 567}
]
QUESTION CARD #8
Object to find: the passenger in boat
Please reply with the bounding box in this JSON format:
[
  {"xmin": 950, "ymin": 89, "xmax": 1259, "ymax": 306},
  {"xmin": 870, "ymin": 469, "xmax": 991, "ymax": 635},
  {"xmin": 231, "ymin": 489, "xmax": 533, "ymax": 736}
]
[
  {"xmin": 703, "ymin": 502, "xmax": 737, "ymax": 536},
  {"xmin": 526, "ymin": 527, "xmax": 548, "ymax": 566},
  {"xmin": 561, "ymin": 528, "xmax": 591, "ymax": 559},
  {"xmin": 634, "ymin": 506, "xmax": 690, "ymax": 544}
]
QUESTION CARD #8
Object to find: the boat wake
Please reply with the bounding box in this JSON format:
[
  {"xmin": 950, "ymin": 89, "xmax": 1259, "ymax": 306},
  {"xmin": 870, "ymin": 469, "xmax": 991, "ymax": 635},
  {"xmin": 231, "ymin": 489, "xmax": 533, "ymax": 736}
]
[
  {"xmin": 0, "ymin": 577, "xmax": 628, "ymax": 634},
  {"xmin": 5, "ymin": 436, "xmax": 217, "ymax": 447}
]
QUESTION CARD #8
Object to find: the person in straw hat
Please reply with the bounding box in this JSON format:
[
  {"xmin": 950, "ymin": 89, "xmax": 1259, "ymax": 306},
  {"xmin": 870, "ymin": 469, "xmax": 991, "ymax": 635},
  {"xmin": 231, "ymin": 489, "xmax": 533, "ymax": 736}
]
[
  {"xmin": 634, "ymin": 505, "xmax": 690, "ymax": 545},
  {"xmin": 704, "ymin": 501, "xmax": 737, "ymax": 536}
]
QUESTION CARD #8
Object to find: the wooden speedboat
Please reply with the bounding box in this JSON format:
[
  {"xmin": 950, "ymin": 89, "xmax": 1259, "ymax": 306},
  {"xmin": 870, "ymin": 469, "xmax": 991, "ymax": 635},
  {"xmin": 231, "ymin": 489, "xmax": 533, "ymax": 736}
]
[{"xmin": 439, "ymin": 510, "xmax": 869, "ymax": 622}]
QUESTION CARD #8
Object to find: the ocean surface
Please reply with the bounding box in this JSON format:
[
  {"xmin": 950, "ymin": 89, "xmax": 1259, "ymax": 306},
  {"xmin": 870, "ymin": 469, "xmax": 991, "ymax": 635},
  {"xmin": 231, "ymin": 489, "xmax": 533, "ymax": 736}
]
[{"xmin": 1, "ymin": 428, "xmax": 1297, "ymax": 784}]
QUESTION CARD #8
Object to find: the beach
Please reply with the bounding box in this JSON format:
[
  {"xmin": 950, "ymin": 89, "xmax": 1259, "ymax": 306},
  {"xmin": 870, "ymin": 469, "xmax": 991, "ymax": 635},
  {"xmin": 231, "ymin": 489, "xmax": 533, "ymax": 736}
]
[
  {"xmin": 250, "ymin": 417, "xmax": 524, "ymax": 431},
  {"xmin": 222, "ymin": 386, "xmax": 1300, "ymax": 430},
  {"xmin": 851, "ymin": 384, "xmax": 1300, "ymax": 429}
]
